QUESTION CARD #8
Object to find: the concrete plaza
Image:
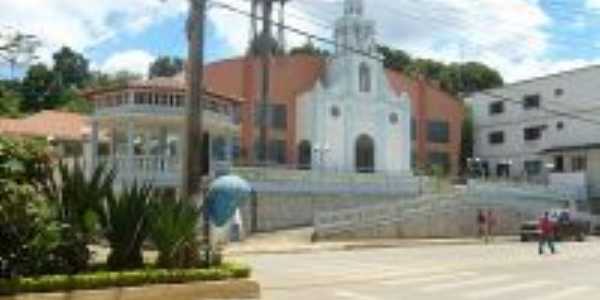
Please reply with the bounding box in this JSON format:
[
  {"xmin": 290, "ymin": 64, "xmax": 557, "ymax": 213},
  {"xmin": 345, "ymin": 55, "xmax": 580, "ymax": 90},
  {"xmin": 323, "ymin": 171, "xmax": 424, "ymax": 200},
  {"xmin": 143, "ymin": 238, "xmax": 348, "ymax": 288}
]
[{"xmin": 242, "ymin": 239, "xmax": 600, "ymax": 300}]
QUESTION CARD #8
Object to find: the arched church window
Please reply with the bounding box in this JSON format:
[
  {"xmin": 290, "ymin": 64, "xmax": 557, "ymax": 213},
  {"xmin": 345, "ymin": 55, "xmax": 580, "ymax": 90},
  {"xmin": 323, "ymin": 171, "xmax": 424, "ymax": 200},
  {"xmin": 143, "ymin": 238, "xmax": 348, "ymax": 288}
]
[
  {"xmin": 331, "ymin": 106, "xmax": 341, "ymax": 118},
  {"xmin": 359, "ymin": 62, "xmax": 371, "ymax": 93},
  {"xmin": 389, "ymin": 113, "xmax": 399, "ymax": 125}
]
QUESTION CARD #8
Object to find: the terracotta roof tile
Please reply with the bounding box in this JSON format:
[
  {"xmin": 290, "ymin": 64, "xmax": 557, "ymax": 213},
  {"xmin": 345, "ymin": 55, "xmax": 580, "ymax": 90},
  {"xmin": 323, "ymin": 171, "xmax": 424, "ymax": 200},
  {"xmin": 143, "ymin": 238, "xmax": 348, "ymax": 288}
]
[{"xmin": 0, "ymin": 110, "xmax": 91, "ymax": 141}]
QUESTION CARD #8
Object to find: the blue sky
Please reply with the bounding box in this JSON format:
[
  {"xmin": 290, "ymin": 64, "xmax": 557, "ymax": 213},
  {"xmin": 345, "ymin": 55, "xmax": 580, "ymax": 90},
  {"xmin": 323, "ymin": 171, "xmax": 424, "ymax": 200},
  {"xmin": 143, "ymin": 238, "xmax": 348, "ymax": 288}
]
[{"xmin": 2, "ymin": 0, "xmax": 600, "ymax": 82}]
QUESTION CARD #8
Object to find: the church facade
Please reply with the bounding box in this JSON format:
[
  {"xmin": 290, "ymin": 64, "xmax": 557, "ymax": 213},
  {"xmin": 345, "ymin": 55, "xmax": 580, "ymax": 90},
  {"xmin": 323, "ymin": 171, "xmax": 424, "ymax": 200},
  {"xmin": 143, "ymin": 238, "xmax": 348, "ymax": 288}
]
[{"xmin": 296, "ymin": 0, "xmax": 411, "ymax": 173}]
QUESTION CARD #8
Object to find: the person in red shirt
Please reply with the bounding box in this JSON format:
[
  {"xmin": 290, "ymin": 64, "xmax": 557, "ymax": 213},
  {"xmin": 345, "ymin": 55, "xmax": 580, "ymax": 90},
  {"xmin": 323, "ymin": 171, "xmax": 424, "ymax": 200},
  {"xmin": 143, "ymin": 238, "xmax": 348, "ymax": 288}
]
[{"xmin": 538, "ymin": 212, "xmax": 556, "ymax": 255}]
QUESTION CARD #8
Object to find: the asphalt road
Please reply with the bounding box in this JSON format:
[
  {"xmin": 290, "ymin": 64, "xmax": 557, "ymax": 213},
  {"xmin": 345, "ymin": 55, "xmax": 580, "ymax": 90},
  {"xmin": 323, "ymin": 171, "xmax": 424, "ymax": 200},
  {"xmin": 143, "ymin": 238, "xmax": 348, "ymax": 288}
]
[{"xmin": 242, "ymin": 239, "xmax": 600, "ymax": 300}]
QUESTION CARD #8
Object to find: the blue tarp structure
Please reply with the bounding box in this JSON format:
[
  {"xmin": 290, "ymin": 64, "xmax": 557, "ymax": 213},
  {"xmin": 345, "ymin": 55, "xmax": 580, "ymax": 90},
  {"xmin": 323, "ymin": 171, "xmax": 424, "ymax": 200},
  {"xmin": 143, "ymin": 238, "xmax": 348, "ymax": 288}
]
[{"xmin": 206, "ymin": 175, "xmax": 252, "ymax": 227}]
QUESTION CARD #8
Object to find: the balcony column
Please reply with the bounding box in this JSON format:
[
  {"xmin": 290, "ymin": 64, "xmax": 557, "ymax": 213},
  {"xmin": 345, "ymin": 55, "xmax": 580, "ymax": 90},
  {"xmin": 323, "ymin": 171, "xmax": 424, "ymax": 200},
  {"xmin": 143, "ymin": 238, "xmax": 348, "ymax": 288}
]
[
  {"xmin": 89, "ymin": 120, "xmax": 99, "ymax": 176},
  {"xmin": 127, "ymin": 120, "xmax": 135, "ymax": 181}
]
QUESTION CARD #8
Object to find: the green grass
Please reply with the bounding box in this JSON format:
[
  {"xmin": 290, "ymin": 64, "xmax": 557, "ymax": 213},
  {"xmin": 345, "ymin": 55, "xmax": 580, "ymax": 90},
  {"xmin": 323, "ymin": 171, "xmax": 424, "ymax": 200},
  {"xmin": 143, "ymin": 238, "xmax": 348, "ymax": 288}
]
[{"xmin": 0, "ymin": 263, "xmax": 251, "ymax": 296}]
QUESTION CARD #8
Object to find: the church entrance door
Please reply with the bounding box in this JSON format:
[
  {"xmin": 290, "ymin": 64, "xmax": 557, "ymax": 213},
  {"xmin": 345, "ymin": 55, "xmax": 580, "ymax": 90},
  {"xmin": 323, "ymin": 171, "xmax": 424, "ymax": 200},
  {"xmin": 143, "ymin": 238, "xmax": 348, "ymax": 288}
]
[
  {"xmin": 355, "ymin": 134, "xmax": 375, "ymax": 173},
  {"xmin": 298, "ymin": 140, "xmax": 312, "ymax": 169}
]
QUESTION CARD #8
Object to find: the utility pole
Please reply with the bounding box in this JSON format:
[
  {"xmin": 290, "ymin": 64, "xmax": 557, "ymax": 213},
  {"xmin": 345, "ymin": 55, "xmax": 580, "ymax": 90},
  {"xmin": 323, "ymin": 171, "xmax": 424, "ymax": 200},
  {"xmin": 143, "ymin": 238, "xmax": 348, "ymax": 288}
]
[
  {"xmin": 183, "ymin": 0, "xmax": 206, "ymax": 200},
  {"xmin": 184, "ymin": 0, "xmax": 210, "ymax": 264},
  {"xmin": 258, "ymin": 0, "xmax": 274, "ymax": 165}
]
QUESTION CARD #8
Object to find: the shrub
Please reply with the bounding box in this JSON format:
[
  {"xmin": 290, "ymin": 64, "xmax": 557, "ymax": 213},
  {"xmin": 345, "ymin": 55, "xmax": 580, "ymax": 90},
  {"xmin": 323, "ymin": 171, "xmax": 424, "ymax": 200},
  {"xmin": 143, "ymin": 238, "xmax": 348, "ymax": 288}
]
[
  {"xmin": 0, "ymin": 264, "xmax": 252, "ymax": 295},
  {"xmin": 100, "ymin": 182, "xmax": 154, "ymax": 270},
  {"xmin": 0, "ymin": 181, "xmax": 89, "ymax": 278},
  {"xmin": 47, "ymin": 162, "xmax": 115, "ymax": 241},
  {"xmin": 150, "ymin": 198, "xmax": 201, "ymax": 269}
]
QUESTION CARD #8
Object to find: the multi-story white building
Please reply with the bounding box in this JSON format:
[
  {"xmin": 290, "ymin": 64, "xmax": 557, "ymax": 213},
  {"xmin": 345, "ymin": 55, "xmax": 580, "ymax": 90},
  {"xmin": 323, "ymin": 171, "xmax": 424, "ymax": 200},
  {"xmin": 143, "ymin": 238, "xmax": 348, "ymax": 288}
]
[
  {"xmin": 470, "ymin": 66, "xmax": 600, "ymax": 201},
  {"xmin": 85, "ymin": 75, "xmax": 242, "ymax": 194}
]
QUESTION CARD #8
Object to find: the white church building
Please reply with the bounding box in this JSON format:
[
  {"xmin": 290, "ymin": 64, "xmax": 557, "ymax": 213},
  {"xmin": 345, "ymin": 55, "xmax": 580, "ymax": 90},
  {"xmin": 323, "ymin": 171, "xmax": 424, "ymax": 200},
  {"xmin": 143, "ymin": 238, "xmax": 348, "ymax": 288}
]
[{"xmin": 297, "ymin": 0, "xmax": 412, "ymax": 173}]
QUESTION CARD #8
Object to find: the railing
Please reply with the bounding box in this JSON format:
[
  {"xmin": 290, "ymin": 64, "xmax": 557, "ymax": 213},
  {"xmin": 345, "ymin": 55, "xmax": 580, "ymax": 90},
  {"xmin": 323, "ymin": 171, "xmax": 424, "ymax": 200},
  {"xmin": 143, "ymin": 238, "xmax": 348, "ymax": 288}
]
[{"xmin": 98, "ymin": 156, "xmax": 181, "ymax": 185}]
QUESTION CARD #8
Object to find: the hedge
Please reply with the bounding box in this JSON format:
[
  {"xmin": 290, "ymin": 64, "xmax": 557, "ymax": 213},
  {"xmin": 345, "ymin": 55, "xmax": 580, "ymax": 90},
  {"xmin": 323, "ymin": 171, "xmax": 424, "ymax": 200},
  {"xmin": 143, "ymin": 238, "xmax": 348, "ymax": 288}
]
[{"xmin": 0, "ymin": 263, "xmax": 251, "ymax": 296}]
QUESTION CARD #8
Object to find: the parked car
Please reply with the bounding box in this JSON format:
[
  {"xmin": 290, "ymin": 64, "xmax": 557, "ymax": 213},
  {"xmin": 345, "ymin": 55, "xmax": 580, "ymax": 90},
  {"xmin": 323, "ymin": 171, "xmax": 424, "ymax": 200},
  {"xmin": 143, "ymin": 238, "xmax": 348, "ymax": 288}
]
[{"xmin": 520, "ymin": 209, "xmax": 591, "ymax": 242}]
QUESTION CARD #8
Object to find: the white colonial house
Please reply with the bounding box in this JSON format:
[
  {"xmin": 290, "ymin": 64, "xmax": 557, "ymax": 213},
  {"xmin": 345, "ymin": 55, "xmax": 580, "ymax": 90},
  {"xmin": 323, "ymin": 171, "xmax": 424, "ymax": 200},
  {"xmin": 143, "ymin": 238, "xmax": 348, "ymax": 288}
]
[
  {"xmin": 470, "ymin": 65, "xmax": 600, "ymax": 202},
  {"xmin": 85, "ymin": 75, "xmax": 242, "ymax": 194},
  {"xmin": 296, "ymin": 0, "xmax": 412, "ymax": 173}
]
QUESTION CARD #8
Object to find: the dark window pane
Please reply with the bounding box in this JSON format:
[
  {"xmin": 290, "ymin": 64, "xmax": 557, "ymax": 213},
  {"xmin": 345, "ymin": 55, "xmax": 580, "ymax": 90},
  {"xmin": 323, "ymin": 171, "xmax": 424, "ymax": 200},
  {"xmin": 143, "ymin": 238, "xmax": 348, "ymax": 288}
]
[
  {"xmin": 523, "ymin": 94, "xmax": 541, "ymax": 110},
  {"xmin": 488, "ymin": 131, "xmax": 504, "ymax": 145},
  {"xmin": 524, "ymin": 161, "xmax": 542, "ymax": 176},
  {"xmin": 489, "ymin": 101, "xmax": 504, "ymax": 115},
  {"xmin": 272, "ymin": 104, "xmax": 287, "ymax": 130},
  {"xmin": 524, "ymin": 126, "xmax": 542, "ymax": 141},
  {"xmin": 554, "ymin": 156, "xmax": 564, "ymax": 173},
  {"xmin": 427, "ymin": 121, "xmax": 449, "ymax": 144},
  {"xmin": 270, "ymin": 140, "xmax": 287, "ymax": 164},
  {"xmin": 572, "ymin": 156, "xmax": 587, "ymax": 172}
]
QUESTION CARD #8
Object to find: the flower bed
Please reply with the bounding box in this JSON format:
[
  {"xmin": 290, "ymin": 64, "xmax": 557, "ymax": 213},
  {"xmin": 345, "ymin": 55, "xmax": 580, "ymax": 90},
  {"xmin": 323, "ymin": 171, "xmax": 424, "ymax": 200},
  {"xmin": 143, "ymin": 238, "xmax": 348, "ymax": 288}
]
[{"xmin": 0, "ymin": 263, "xmax": 250, "ymax": 296}]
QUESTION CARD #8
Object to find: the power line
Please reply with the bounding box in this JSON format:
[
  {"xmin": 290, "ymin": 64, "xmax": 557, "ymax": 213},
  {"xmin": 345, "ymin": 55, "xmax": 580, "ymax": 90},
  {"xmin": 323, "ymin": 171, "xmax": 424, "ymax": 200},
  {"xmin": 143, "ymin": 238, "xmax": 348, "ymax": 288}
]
[{"xmin": 210, "ymin": 0, "xmax": 600, "ymax": 130}]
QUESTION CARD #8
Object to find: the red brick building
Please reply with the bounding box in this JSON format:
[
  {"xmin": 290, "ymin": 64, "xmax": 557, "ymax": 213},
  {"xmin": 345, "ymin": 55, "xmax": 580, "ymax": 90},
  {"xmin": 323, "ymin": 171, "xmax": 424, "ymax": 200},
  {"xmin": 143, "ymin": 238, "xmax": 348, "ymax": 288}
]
[{"xmin": 203, "ymin": 55, "xmax": 465, "ymax": 174}]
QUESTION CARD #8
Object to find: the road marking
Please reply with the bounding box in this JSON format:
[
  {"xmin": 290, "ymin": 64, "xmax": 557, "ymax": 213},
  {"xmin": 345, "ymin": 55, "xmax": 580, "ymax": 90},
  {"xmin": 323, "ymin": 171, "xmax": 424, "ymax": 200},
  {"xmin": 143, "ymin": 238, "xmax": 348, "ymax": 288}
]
[
  {"xmin": 421, "ymin": 274, "xmax": 514, "ymax": 292},
  {"xmin": 523, "ymin": 286, "xmax": 594, "ymax": 300},
  {"xmin": 334, "ymin": 290, "xmax": 379, "ymax": 300},
  {"xmin": 380, "ymin": 271, "xmax": 476, "ymax": 286},
  {"xmin": 464, "ymin": 280, "xmax": 553, "ymax": 299}
]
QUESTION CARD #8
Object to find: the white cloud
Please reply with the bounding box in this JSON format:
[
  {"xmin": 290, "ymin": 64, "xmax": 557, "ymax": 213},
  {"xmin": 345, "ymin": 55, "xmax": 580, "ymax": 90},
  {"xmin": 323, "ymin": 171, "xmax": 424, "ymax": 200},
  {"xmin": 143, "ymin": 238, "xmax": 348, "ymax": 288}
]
[
  {"xmin": 208, "ymin": 0, "xmax": 600, "ymax": 83},
  {"xmin": 0, "ymin": 0, "xmax": 186, "ymax": 66},
  {"xmin": 100, "ymin": 50, "xmax": 155, "ymax": 77},
  {"xmin": 586, "ymin": 0, "xmax": 600, "ymax": 9}
]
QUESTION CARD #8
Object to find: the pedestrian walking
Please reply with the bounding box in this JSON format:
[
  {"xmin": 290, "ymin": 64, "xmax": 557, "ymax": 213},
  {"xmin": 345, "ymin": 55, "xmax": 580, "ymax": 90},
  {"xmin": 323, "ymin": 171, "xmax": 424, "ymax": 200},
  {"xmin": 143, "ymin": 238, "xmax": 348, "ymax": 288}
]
[
  {"xmin": 538, "ymin": 211, "xmax": 556, "ymax": 255},
  {"xmin": 477, "ymin": 209, "xmax": 486, "ymax": 240},
  {"xmin": 485, "ymin": 209, "xmax": 496, "ymax": 243}
]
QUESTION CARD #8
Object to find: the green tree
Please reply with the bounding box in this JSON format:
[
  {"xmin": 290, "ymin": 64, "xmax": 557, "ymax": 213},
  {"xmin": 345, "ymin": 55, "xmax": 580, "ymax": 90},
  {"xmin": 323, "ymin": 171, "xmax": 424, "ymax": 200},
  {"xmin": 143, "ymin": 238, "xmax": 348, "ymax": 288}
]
[
  {"xmin": 20, "ymin": 63, "xmax": 56, "ymax": 112},
  {"xmin": 247, "ymin": 33, "xmax": 284, "ymax": 56},
  {"xmin": 52, "ymin": 47, "xmax": 90, "ymax": 89},
  {"xmin": 57, "ymin": 89, "xmax": 93, "ymax": 114},
  {"xmin": 440, "ymin": 62, "xmax": 504, "ymax": 96},
  {"xmin": 0, "ymin": 86, "xmax": 22, "ymax": 117},
  {"xmin": 289, "ymin": 42, "xmax": 330, "ymax": 57},
  {"xmin": 149, "ymin": 56, "xmax": 184, "ymax": 78},
  {"xmin": 377, "ymin": 45, "xmax": 411, "ymax": 72}
]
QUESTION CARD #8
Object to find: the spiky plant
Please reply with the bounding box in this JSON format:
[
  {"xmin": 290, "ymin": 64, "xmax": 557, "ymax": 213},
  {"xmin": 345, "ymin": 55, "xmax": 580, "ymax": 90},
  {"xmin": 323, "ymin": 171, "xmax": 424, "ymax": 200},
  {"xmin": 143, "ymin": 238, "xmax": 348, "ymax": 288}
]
[
  {"xmin": 47, "ymin": 162, "xmax": 115, "ymax": 240},
  {"xmin": 100, "ymin": 182, "xmax": 154, "ymax": 270},
  {"xmin": 150, "ymin": 198, "xmax": 201, "ymax": 269}
]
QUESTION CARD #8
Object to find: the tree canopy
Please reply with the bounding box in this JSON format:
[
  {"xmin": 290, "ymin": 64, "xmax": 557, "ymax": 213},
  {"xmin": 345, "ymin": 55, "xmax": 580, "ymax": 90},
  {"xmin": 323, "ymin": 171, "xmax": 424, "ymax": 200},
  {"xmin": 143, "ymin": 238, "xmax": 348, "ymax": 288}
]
[
  {"xmin": 289, "ymin": 42, "xmax": 330, "ymax": 58},
  {"xmin": 377, "ymin": 45, "xmax": 504, "ymax": 96},
  {"xmin": 149, "ymin": 56, "xmax": 184, "ymax": 79},
  {"xmin": 52, "ymin": 47, "xmax": 90, "ymax": 89}
]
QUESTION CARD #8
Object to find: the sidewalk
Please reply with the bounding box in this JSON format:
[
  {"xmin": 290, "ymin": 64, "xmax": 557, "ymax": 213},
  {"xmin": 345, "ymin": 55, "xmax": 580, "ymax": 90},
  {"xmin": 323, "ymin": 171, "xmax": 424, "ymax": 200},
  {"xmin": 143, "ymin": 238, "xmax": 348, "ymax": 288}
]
[{"xmin": 224, "ymin": 228, "xmax": 518, "ymax": 256}]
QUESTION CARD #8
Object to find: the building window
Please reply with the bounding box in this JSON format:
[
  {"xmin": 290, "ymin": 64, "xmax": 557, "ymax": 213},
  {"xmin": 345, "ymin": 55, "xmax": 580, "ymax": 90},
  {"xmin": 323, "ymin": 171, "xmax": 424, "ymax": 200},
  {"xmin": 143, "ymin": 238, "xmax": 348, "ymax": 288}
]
[
  {"xmin": 489, "ymin": 101, "xmax": 504, "ymax": 115},
  {"xmin": 572, "ymin": 156, "xmax": 587, "ymax": 172},
  {"xmin": 270, "ymin": 140, "xmax": 287, "ymax": 164},
  {"xmin": 488, "ymin": 131, "xmax": 505, "ymax": 145},
  {"xmin": 331, "ymin": 106, "xmax": 341, "ymax": 118},
  {"xmin": 427, "ymin": 121, "xmax": 450, "ymax": 144},
  {"xmin": 554, "ymin": 155, "xmax": 564, "ymax": 173},
  {"xmin": 557, "ymin": 121, "xmax": 564, "ymax": 130},
  {"xmin": 389, "ymin": 113, "xmax": 399, "ymax": 125},
  {"xmin": 524, "ymin": 160, "xmax": 543, "ymax": 176},
  {"xmin": 555, "ymin": 88, "xmax": 564, "ymax": 97},
  {"xmin": 524, "ymin": 126, "xmax": 542, "ymax": 141},
  {"xmin": 359, "ymin": 62, "xmax": 371, "ymax": 93},
  {"xmin": 272, "ymin": 104, "xmax": 287, "ymax": 130},
  {"xmin": 523, "ymin": 94, "xmax": 541, "ymax": 110},
  {"xmin": 427, "ymin": 152, "xmax": 450, "ymax": 174}
]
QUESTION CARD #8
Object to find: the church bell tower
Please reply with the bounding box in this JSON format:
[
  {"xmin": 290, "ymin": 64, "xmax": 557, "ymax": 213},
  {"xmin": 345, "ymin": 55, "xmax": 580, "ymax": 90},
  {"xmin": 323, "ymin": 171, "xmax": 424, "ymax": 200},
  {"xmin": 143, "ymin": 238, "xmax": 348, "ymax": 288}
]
[{"xmin": 334, "ymin": 0, "xmax": 376, "ymax": 56}]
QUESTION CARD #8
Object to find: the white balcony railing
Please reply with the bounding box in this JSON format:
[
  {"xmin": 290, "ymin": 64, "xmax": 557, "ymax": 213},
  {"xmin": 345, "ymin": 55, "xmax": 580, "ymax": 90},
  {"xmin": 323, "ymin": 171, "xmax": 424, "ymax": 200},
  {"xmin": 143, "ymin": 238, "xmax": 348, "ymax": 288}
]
[{"xmin": 98, "ymin": 155, "xmax": 181, "ymax": 186}]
